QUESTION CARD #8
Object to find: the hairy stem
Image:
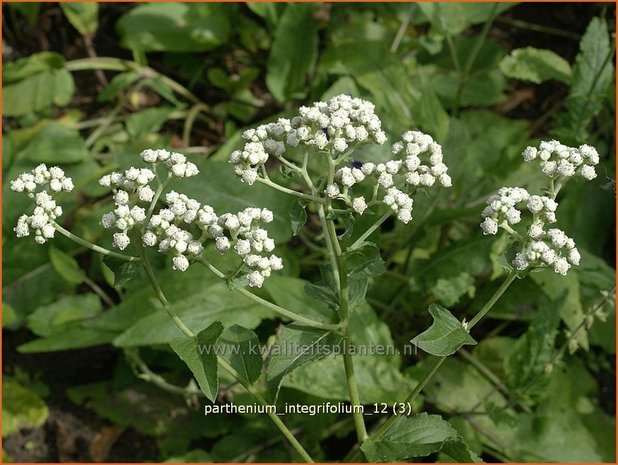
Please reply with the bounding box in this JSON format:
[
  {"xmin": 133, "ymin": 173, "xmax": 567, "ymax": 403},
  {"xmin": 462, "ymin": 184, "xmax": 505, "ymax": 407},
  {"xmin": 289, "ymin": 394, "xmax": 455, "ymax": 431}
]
[
  {"xmin": 256, "ymin": 177, "xmax": 323, "ymax": 203},
  {"xmin": 52, "ymin": 221, "xmax": 140, "ymax": 262}
]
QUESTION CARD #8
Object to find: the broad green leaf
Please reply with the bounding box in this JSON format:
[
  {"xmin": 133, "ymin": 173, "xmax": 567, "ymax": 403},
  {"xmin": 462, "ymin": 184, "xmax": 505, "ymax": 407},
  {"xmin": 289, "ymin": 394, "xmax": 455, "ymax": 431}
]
[
  {"xmin": 411, "ymin": 304, "xmax": 476, "ymax": 356},
  {"xmin": 553, "ymin": 17, "xmax": 614, "ymax": 143},
  {"xmin": 415, "ymin": 72, "xmax": 450, "ymax": 141},
  {"xmin": 263, "ymin": 275, "xmax": 338, "ymax": 322},
  {"xmin": 170, "ymin": 321, "xmax": 223, "ymax": 402},
  {"xmin": 26, "ymin": 294, "xmax": 102, "ymax": 338},
  {"xmin": 347, "ymin": 244, "xmax": 386, "ymax": 280},
  {"xmin": 266, "ymin": 324, "xmax": 343, "ymax": 401},
  {"xmin": 500, "ymin": 47, "xmax": 571, "ymax": 84},
  {"xmin": 116, "ymin": 3, "xmax": 231, "ymax": 52},
  {"xmin": 125, "ymin": 107, "xmax": 176, "ymax": 138},
  {"xmin": 113, "ymin": 282, "xmax": 273, "ymax": 347},
  {"xmin": 16, "ymin": 123, "xmax": 89, "ymax": 164},
  {"xmin": 60, "ymin": 2, "xmax": 98, "ymax": 35},
  {"xmin": 3, "ymin": 53, "xmax": 75, "ymax": 117},
  {"xmin": 266, "ymin": 4, "xmax": 319, "ymax": 101},
  {"xmin": 217, "ymin": 325, "xmax": 262, "ymax": 385},
  {"xmin": 2, "ymin": 303, "xmax": 20, "ymax": 329},
  {"xmin": 2, "ymin": 380, "xmax": 49, "ymax": 437},
  {"xmin": 49, "ymin": 246, "xmax": 85, "ymax": 284},
  {"xmin": 97, "ymin": 72, "xmax": 140, "ymax": 102},
  {"xmin": 178, "ymin": 161, "xmax": 296, "ymax": 242},
  {"xmin": 282, "ymin": 304, "xmax": 415, "ymax": 403},
  {"xmin": 165, "ymin": 450, "xmax": 213, "ymax": 463},
  {"xmin": 361, "ymin": 413, "xmax": 460, "ymax": 461}
]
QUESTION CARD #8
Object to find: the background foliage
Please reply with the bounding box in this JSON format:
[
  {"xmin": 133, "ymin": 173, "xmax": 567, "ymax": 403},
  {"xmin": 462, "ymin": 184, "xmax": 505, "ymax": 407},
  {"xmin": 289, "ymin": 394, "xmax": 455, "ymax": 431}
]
[{"xmin": 2, "ymin": 2, "xmax": 616, "ymax": 462}]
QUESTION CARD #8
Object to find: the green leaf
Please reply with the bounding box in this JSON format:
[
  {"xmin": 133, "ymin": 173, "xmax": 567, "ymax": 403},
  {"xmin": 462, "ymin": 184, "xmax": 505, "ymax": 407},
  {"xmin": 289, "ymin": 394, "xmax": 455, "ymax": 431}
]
[
  {"xmin": 361, "ymin": 413, "xmax": 460, "ymax": 461},
  {"xmin": 2, "ymin": 380, "xmax": 49, "ymax": 437},
  {"xmin": 266, "ymin": 324, "xmax": 343, "ymax": 401},
  {"xmin": 9, "ymin": 3, "xmax": 41, "ymax": 27},
  {"xmin": 17, "ymin": 123, "xmax": 89, "ymax": 164},
  {"xmin": 113, "ymin": 282, "xmax": 273, "ymax": 347},
  {"xmin": 116, "ymin": 3, "xmax": 231, "ymax": 52},
  {"xmin": 217, "ymin": 325, "xmax": 262, "ymax": 385},
  {"xmin": 3, "ymin": 53, "xmax": 75, "ymax": 117},
  {"xmin": 97, "ymin": 72, "xmax": 140, "ymax": 102},
  {"xmin": 266, "ymin": 4, "xmax": 319, "ymax": 101},
  {"xmin": 26, "ymin": 294, "xmax": 102, "ymax": 337},
  {"xmin": 411, "ymin": 304, "xmax": 476, "ymax": 356},
  {"xmin": 553, "ymin": 17, "xmax": 614, "ymax": 143},
  {"xmin": 500, "ymin": 47, "xmax": 572, "ymax": 84},
  {"xmin": 102, "ymin": 256, "xmax": 141, "ymax": 287},
  {"xmin": 347, "ymin": 244, "xmax": 386, "ymax": 280},
  {"xmin": 418, "ymin": 3, "xmax": 516, "ymax": 35},
  {"xmin": 49, "ymin": 246, "xmax": 85, "ymax": 284},
  {"xmin": 170, "ymin": 321, "xmax": 223, "ymax": 402},
  {"xmin": 60, "ymin": 2, "xmax": 99, "ymax": 35},
  {"xmin": 125, "ymin": 107, "xmax": 176, "ymax": 138},
  {"xmin": 289, "ymin": 200, "xmax": 307, "ymax": 236}
]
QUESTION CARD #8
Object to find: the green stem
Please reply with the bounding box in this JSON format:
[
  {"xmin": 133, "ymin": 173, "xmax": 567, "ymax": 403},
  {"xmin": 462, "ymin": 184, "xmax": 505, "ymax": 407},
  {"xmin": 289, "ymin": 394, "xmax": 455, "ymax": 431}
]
[
  {"xmin": 256, "ymin": 177, "xmax": 323, "ymax": 203},
  {"xmin": 66, "ymin": 57, "xmax": 203, "ymax": 105},
  {"xmin": 348, "ymin": 212, "xmax": 392, "ymax": 251},
  {"xmin": 370, "ymin": 271, "xmax": 517, "ymax": 442},
  {"xmin": 138, "ymin": 242, "xmax": 195, "ymax": 339},
  {"xmin": 323, "ymin": 205, "xmax": 368, "ymax": 443},
  {"xmin": 52, "ymin": 221, "xmax": 140, "ymax": 262},
  {"xmin": 146, "ymin": 176, "xmax": 172, "ymax": 224},
  {"xmin": 218, "ymin": 359, "xmax": 315, "ymax": 463},
  {"xmin": 137, "ymin": 250, "xmax": 314, "ymax": 462},
  {"xmin": 83, "ymin": 275, "xmax": 115, "ymax": 307},
  {"xmin": 199, "ymin": 259, "xmax": 341, "ymax": 332}
]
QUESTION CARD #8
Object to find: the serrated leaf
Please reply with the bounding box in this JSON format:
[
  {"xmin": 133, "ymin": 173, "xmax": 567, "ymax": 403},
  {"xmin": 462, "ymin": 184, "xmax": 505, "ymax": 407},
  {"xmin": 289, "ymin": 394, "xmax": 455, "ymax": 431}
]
[
  {"xmin": 60, "ymin": 2, "xmax": 98, "ymax": 36},
  {"xmin": 411, "ymin": 304, "xmax": 476, "ymax": 356},
  {"xmin": 266, "ymin": 325, "xmax": 343, "ymax": 402},
  {"xmin": 361, "ymin": 413, "xmax": 460, "ymax": 461},
  {"xmin": 170, "ymin": 321, "xmax": 223, "ymax": 402},
  {"xmin": 49, "ymin": 246, "xmax": 85, "ymax": 284},
  {"xmin": 217, "ymin": 325, "xmax": 262, "ymax": 385},
  {"xmin": 347, "ymin": 244, "xmax": 386, "ymax": 279},
  {"xmin": 500, "ymin": 47, "xmax": 571, "ymax": 84},
  {"xmin": 553, "ymin": 17, "xmax": 614, "ymax": 143},
  {"xmin": 266, "ymin": 3, "xmax": 319, "ymax": 101}
]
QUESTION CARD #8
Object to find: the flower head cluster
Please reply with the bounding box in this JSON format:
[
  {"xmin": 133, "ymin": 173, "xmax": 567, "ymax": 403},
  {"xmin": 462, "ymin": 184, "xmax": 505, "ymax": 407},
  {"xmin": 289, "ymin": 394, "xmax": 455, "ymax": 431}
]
[
  {"xmin": 99, "ymin": 168, "xmax": 156, "ymax": 250},
  {"xmin": 10, "ymin": 164, "xmax": 74, "ymax": 244},
  {"xmin": 522, "ymin": 141, "xmax": 599, "ymax": 181},
  {"xmin": 326, "ymin": 131, "xmax": 450, "ymax": 223},
  {"xmin": 229, "ymin": 94, "xmax": 388, "ymax": 185},
  {"xmin": 143, "ymin": 193, "xmax": 282, "ymax": 286},
  {"xmin": 513, "ymin": 228, "xmax": 580, "ymax": 276},
  {"xmin": 142, "ymin": 191, "xmax": 204, "ymax": 271},
  {"xmin": 481, "ymin": 141, "xmax": 599, "ymax": 276},
  {"xmin": 140, "ymin": 148, "xmax": 200, "ymax": 178}
]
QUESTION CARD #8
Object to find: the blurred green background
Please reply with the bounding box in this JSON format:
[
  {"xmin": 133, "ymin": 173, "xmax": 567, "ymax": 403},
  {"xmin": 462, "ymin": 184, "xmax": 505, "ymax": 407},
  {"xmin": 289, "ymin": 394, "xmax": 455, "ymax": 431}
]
[{"xmin": 2, "ymin": 2, "xmax": 616, "ymax": 462}]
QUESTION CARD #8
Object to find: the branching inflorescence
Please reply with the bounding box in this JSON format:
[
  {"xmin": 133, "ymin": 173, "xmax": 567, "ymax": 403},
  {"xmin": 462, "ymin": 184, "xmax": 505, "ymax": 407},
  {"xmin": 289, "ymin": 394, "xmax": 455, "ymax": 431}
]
[{"xmin": 481, "ymin": 141, "xmax": 599, "ymax": 275}]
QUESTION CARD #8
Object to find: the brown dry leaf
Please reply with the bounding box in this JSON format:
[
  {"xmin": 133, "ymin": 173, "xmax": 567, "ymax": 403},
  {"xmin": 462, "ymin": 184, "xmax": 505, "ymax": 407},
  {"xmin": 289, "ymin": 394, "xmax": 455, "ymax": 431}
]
[{"xmin": 89, "ymin": 425, "xmax": 125, "ymax": 462}]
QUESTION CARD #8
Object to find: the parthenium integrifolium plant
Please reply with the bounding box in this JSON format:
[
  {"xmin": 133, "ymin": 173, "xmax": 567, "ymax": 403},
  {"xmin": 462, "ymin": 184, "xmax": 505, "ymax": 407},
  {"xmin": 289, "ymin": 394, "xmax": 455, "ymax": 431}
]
[{"xmin": 9, "ymin": 94, "xmax": 602, "ymax": 462}]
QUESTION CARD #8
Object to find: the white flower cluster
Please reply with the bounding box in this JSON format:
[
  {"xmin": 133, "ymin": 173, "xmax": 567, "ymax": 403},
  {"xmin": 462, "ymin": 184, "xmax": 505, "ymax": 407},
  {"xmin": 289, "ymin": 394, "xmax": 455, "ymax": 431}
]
[
  {"xmin": 481, "ymin": 141, "xmax": 600, "ymax": 276},
  {"xmin": 10, "ymin": 164, "xmax": 74, "ymax": 244},
  {"xmin": 99, "ymin": 168, "xmax": 156, "ymax": 250},
  {"xmin": 480, "ymin": 187, "xmax": 530, "ymax": 235},
  {"xmin": 10, "ymin": 164, "xmax": 74, "ymax": 194},
  {"xmin": 326, "ymin": 131, "xmax": 450, "ymax": 223},
  {"xmin": 140, "ymin": 148, "xmax": 200, "ymax": 178},
  {"xmin": 229, "ymin": 94, "xmax": 388, "ymax": 184},
  {"xmin": 513, "ymin": 228, "xmax": 580, "ymax": 276},
  {"xmin": 142, "ymin": 191, "xmax": 204, "ymax": 271},
  {"xmin": 143, "ymin": 194, "xmax": 283, "ymax": 285},
  {"xmin": 522, "ymin": 141, "xmax": 599, "ymax": 181}
]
